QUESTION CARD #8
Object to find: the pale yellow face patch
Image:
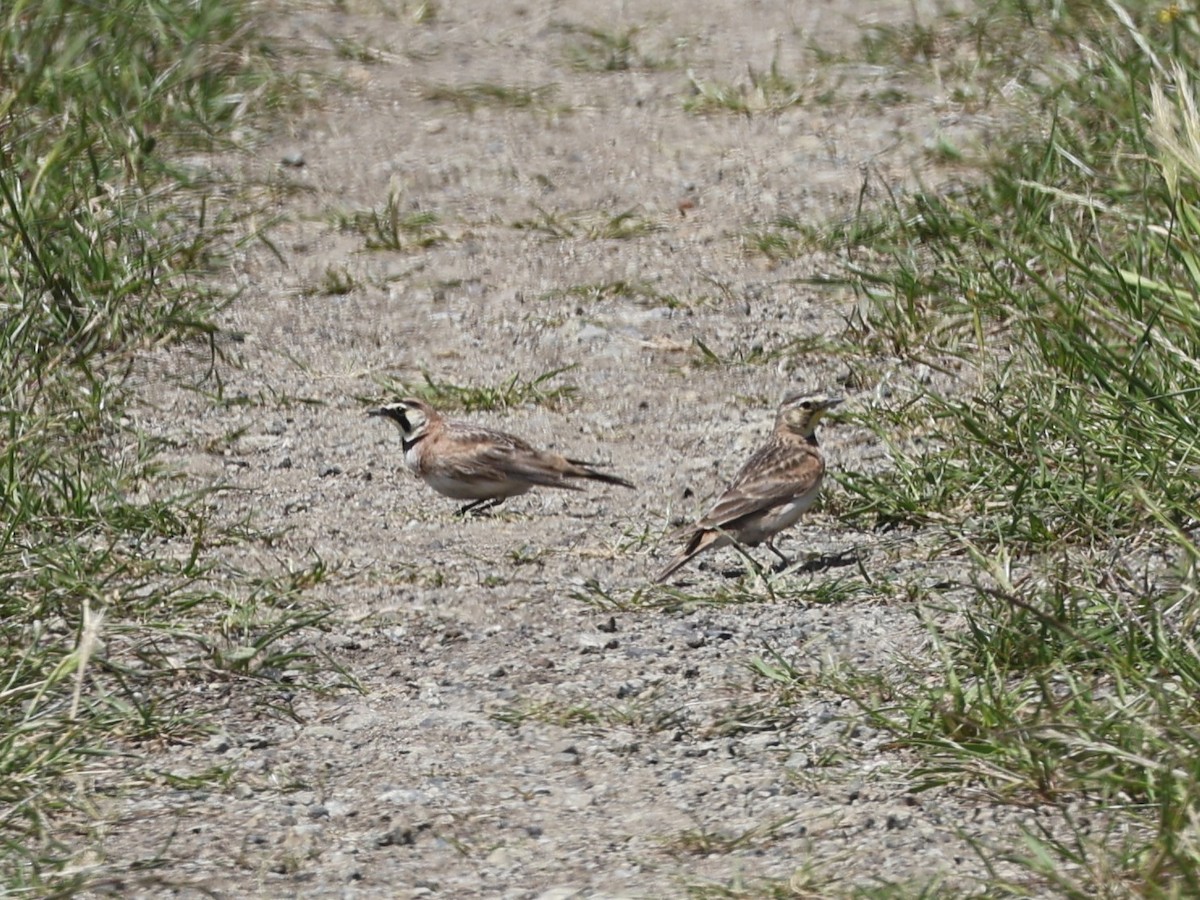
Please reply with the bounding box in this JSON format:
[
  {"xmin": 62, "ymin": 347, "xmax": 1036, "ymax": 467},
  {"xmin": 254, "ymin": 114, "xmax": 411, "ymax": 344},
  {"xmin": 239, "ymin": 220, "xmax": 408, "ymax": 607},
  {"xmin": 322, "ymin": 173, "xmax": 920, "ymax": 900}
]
[
  {"xmin": 396, "ymin": 401, "xmax": 429, "ymax": 437},
  {"xmin": 778, "ymin": 395, "xmax": 840, "ymax": 437}
]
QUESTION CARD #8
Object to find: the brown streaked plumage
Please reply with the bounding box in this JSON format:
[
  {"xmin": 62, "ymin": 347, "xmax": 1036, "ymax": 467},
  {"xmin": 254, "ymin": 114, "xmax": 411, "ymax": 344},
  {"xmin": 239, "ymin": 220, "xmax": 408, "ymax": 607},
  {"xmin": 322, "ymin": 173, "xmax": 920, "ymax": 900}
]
[
  {"xmin": 367, "ymin": 398, "xmax": 634, "ymax": 515},
  {"xmin": 654, "ymin": 393, "xmax": 841, "ymax": 583}
]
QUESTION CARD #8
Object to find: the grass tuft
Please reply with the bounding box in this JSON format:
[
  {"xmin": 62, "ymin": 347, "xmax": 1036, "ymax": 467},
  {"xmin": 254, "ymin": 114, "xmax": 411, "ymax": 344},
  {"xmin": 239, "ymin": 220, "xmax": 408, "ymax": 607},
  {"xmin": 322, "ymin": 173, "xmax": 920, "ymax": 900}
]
[
  {"xmin": 554, "ymin": 22, "xmax": 672, "ymax": 72},
  {"xmin": 541, "ymin": 280, "xmax": 688, "ymax": 309},
  {"xmin": 372, "ymin": 367, "xmax": 579, "ymax": 413},
  {"xmin": 512, "ymin": 206, "xmax": 662, "ymax": 241},
  {"xmin": 335, "ymin": 192, "xmax": 446, "ymax": 252},
  {"xmin": 684, "ymin": 58, "xmax": 804, "ymax": 115},
  {"xmin": 422, "ymin": 82, "xmax": 561, "ymax": 112}
]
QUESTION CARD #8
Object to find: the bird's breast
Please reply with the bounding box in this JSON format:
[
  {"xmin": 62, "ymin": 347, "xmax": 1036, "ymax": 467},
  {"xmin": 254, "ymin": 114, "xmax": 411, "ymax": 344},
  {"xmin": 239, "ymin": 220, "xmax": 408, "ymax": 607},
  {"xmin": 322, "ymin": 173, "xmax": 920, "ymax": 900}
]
[{"xmin": 404, "ymin": 443, "xmax": 425, "ymax": 475}]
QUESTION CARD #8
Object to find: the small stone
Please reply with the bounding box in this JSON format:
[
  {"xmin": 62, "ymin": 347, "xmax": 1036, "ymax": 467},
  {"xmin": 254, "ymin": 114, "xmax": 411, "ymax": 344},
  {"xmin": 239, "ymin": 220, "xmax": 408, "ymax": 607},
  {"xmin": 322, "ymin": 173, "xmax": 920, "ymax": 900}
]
[
  {"xmin": 238, "ymin": 434, "xmax": 279, "ymax": 453},
  {"xmin": 576, "ymin": 323, "xmax": 609, "ymax": 343},
  {"xmin": 486, "ymin": 845, "xmax": 516, "ymax": 866},
  {"xmin": 281, "ymin": 151, "xmax": 305, "ymax": 167},
  {"xmin": 377, "ymin": 823, "xmax": 426, "ymax": 847},
  {"xmin": 535, "ymin": 888, "xmax": 583, "ymax": 900},
  {"xmin": 325, "ymin": 799, "xmax": 354, "ymax": 818},
  {"xmin": 578, "ymin": 634, "xmax": 607, "ymax": 653},
  {"xmin": 378, "ymin": 789, "xmax": 427, "ymax": 805},
  {"xmin": 741, "ymin": 732, "xmax": 781, "ymax": 751},
  {"xmin": 785, "ymin": 753, "xmax": 810, "ymax": 770},
  {"xmin": 615, "ymin": 681, "xmax": 642, "ymax": 699}
]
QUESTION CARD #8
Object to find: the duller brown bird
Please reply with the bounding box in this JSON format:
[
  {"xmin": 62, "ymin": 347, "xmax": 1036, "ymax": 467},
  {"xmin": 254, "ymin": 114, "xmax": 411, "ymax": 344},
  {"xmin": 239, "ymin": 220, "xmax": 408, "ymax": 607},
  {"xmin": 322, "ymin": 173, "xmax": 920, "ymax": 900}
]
[{"xmin": 655, "ymin": 392, "xmax": 841, "ymax": 582}]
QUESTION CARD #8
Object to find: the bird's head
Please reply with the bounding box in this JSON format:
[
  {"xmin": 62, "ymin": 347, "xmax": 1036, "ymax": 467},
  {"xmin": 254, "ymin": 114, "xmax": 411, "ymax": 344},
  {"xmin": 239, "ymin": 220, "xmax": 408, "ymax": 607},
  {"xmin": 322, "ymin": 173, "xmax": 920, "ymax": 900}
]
[
  {"xmin": 367, "ymin": 398, "xmax": 435, "ymax": 440},
  {"xmin": 776, "ymin": 392, "xmax": 842, "ymax": 438}
]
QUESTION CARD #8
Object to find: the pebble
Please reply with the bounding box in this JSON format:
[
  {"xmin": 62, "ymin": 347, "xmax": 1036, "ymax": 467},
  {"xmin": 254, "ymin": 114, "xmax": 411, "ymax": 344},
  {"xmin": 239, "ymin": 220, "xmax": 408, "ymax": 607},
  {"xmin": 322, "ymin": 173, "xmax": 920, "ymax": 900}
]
[
  {"xmin": 535, "ymin": 888, "xmax": 583, "ymax": 900},
  {"xmin": 576, "ymin": 324, "xmax": 609, "ymax": 343}
]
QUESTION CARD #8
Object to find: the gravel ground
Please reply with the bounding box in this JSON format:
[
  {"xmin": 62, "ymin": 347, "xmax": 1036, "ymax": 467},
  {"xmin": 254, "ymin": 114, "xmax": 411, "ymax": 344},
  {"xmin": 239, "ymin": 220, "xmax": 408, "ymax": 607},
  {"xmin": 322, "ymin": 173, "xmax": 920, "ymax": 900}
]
[{"xmin": 85, "ymin": 0, "xmax": 1049, "ymax": 896}]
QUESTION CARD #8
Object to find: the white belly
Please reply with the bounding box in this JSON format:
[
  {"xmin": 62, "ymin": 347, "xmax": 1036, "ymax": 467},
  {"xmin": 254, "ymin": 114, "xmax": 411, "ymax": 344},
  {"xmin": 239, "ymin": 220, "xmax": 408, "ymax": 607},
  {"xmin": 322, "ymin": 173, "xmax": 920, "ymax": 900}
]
[
  {"xmin": 737, "ymin": 486, "xmax": 819, "ymax": 545},
  {"xmin": 420, "ymin": 472, "xmax": 530, "ymax": 501}
]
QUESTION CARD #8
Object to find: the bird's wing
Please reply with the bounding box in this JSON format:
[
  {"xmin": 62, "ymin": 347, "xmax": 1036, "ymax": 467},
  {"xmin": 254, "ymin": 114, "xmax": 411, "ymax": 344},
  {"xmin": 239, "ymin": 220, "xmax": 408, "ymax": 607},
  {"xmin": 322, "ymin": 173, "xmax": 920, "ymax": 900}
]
[
  {"xmin": 419, "ymin": 423, "xmax": 538, "ymax": 483},
  {"xmin": 445, "ymin": 420, "xmax": 539, "ymax": 453},
  {"xmin": 473, "ymin": 440, "xmax": 585, "ymax": 491},
  {"xmin": 696, "ymin": 439, "xmax": 824, "ymax": 530}
]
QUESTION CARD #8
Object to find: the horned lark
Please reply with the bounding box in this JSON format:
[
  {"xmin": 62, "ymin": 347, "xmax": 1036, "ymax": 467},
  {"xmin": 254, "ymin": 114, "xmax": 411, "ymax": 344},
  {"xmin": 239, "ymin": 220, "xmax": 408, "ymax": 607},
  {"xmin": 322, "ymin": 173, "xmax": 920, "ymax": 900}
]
[
  {"xmin": 654, "ymin": 393, "xmax": 841, "ymax": 583},
  {"xmin": 368, "ymin": 398, "xmax": 634, "ymax": 514}
]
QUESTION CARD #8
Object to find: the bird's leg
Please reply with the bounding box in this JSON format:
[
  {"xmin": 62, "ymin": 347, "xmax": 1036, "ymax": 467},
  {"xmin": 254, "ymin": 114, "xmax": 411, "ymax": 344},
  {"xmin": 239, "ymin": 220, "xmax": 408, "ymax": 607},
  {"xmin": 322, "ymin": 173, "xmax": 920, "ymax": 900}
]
[
  {"xmin": 765, "ymin": 538, "xmax": 791, "ymax": 569},
  {"xmin": 456, "ymin": 497, "xmax": 505, "ymax": 517},
  {"xmin": 722, "ymin": 532, "xmax": 770, "ymax": 581}
]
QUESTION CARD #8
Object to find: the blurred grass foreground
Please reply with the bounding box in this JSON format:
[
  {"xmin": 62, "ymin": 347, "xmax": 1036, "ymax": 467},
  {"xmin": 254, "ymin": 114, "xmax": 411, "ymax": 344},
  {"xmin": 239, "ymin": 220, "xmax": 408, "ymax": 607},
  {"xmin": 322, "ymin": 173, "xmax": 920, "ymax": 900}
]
[
  {"xmin": 0, "ymin": 0, "xmax": 336, "ymax": 891},
  {"xmin": 822, "ymin": 1, "xmax": 1200, "ymax": 895}
]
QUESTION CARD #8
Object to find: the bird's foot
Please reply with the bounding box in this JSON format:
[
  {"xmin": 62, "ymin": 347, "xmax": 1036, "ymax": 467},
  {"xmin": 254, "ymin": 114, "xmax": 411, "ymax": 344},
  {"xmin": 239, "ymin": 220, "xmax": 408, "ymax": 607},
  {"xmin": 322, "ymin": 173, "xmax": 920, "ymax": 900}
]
[
  {"xmin": 778, "ymin": 548, "xmax": 860, "ymax": 576},
  {"xmin": 456, "ymin": 497, "xmax": 505, "ymax": 517}
]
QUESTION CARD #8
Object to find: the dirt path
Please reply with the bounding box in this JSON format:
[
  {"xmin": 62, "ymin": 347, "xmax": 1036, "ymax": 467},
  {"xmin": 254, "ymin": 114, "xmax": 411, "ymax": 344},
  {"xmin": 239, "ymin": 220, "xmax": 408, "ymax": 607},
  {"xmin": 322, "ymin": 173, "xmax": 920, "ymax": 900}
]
[{"xmin": 97, "ymin": 0, "xmax": 1036, "ymax": 895}]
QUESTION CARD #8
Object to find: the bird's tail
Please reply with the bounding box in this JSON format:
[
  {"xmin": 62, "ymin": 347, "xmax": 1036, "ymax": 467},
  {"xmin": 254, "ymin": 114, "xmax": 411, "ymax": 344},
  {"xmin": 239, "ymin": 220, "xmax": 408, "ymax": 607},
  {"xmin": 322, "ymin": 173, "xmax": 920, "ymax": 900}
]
[
  {"xmin": 566, "ymin": 459, "xmax": 635, "ymax": 489},
  {"xmin": 654, "ymin": 552, "xmax": 691, "ymax": 584},
  {"xmin": 653, "ymin": 529, "xmax": 720, "ymax": 583}
]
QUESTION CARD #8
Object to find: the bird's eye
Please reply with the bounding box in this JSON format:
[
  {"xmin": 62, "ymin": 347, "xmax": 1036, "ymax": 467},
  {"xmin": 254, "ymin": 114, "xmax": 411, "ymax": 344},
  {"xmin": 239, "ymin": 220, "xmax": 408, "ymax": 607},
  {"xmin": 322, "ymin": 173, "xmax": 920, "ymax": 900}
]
[{"xmin": 800, "ymin": 400, "xmax": 812, "ymax": 410}]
